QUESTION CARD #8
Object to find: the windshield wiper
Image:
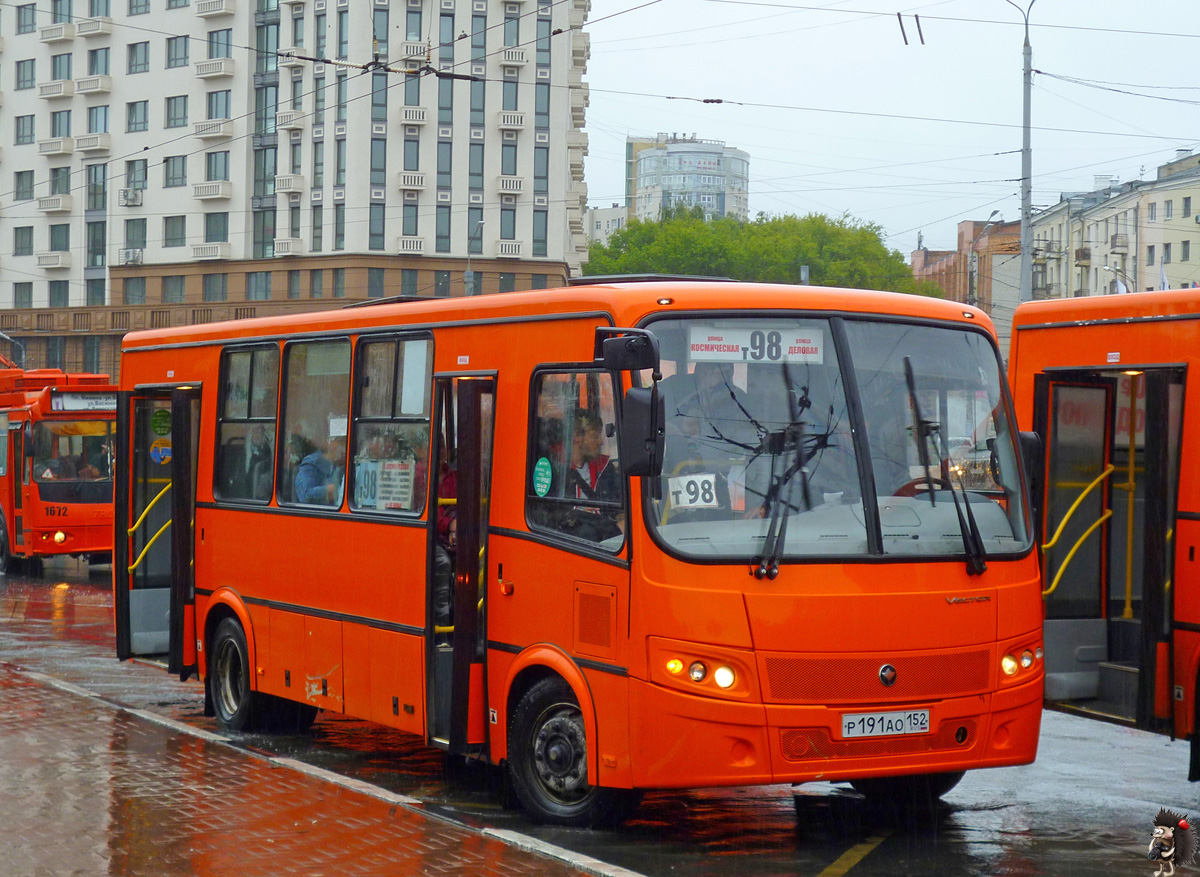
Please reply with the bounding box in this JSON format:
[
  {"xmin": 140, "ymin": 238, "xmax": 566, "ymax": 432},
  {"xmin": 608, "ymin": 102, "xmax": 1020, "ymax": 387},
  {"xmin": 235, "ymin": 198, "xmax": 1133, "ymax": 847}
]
[
  {"xmin": 753, "ymin": 372, "xmax": 811, "ymax": 580},
  {"xmin": 902, "ymin": 356, "xmax": 987, "ymax": 576}
]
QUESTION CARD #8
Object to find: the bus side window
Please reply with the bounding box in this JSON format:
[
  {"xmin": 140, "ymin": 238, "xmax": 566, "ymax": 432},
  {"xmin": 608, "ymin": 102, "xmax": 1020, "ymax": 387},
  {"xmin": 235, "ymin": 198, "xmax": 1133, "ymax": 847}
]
[
  {"xmin": 526, "ymin": 370, "xmax": 624, "ymax": 548},
  {"xmin": 215, "ymin": 345, "xmax": 280, "ymax": 503},
  {"xmin": 279, "ymin": 339, "xmax": 351, "ymax": 508}
]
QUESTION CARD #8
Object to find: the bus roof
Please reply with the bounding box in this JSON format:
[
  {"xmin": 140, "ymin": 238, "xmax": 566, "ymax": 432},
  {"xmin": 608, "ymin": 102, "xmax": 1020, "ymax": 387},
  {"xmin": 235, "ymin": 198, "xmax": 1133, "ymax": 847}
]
[
  {"xmin": 1012, "ymin": 288, "xmax": 1200, "ymax": 331},
  {"xmin": 121, "ymin": 282, "xmax": 992, "ymax": 352}
]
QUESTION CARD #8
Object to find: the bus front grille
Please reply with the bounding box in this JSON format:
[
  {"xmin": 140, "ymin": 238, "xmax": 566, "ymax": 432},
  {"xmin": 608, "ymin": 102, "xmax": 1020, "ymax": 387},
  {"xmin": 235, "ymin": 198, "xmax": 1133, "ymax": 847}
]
[
  {"xmin": 762, "ymin": 649, "xmax": 991, "ymax": 704},
  {"xmin": 780, "ymin": 719, "xmax": 976, "ymax": 761}
]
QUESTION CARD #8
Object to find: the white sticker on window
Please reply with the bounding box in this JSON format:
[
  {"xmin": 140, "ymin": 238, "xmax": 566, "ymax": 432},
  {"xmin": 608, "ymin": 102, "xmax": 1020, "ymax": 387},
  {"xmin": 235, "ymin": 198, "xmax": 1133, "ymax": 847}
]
[
  {"xmin": 667, "ymin": 474, "xmax": 719, "ymax": 509},
  {"xmin": 688, "ymin": 326, "xmax": 824, "ymax": 364}
]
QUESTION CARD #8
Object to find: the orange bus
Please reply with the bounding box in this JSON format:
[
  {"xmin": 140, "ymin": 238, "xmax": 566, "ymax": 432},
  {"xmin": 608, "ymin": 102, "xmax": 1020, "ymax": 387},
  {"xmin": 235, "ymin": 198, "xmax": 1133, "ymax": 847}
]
[
  {"xmin": 1009, "ymin": 289, "xmax": 1200, "ymax": 775},
  {"xmin": 114, "ymin": 281, "xmax": 1043, "ymax": 824},
  {"xmin": 0, "ymin": 366, "xmax": 116, "ymax": 576}
]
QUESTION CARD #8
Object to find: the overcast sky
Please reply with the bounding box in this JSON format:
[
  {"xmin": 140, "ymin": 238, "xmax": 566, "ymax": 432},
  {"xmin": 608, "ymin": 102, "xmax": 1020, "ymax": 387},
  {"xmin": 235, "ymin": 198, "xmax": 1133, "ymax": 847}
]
[{"xmin": 582, "ymin": 0, "xmax": 1200, "ymax": 257}]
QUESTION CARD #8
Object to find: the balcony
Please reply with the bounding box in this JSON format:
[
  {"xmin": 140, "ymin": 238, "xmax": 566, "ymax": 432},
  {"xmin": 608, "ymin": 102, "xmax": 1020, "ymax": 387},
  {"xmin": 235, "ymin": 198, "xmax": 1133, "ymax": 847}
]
[
  {"xmin": 39, "ymin": 80, "xmax": 75, "ymax": 99},
  {"xmin": 195, "ymin": 57, "xmax": 235, "ymax": 78},
  {"xmin": 397, "ymin": 172, "xmax": 425, "ymax": 191},
  {"xmin": 276, "ymin": 110, "xmax": 305, "ymax": 130},
  {"xmin": 194, "ymin": 119, "xmax": 232, "ymax": 139},
  {"xmin": 38, "ymin": 137, "xmax": 74, "ymax": 156},
  {"xmin": 193, "ymin": 180, "xmax": 232, "ymax": 199},
  {"xmin": 500, "ymin": 47, "xmax": 528, "ymax": 66},
  {"xmin": 118, "ymin": 188, "xmax": 144, "ymax": 206},
  {"xmin": 196, "ymin": 0, "xmax": 235, "ymax": 16},
  {"xmin": 1110, "ymin": 233, "xmax": 1129, "ymax": 253},
  {"xmin": 39, "ymin": 22, "xmax": 76, "ymax": 43},
  {"xmin": 274, "ymin": 174, "xmax": 305, "ymax": 194},
  {"xmin": 400, "ymin": 41, "xmax": 429, "ymax": 62},
  {"xmin": 192, "ymin": 242, "xmax": 231, "ymax": 260},
  {"xmin": 281, "ymin": 0, "xmax": 304, "ymax": 6},
  {"xmin": 279, "ymin": 48, "xmax": 307, "ymax": 69},
  {"xmin": 497, "ymin": 111, "xmax": 525, "ymax": 131},
  {"xmin": 75, "ymin": 133, "xmax": 111, "ymax": 153},
  {"xmin": 273, "ymin": 237, "xmax": 305, "ymax": 256},
  {"xmin": 1075, "ymin": 247, "xmax": 1091, "ymax": 265},
  {"xmin": 38, "ymin": 194, "xmax": 74, "ymax": 213},
  {"xmin": 496, "ymin": 241, "xmax": 522, "ymax": 258},
  {"xmin": 1043, "ymin": 240, "xmax": 1062, "ymax": 258},
  {"xmin": 75, "ymin": 75, "xmax": 111, "ymax": 95},
  {"xmin": 37, "ymin": 252, "xmax": 72, "ymax": 270},
  {"xmin": 397, "ymin": 236, "xmax": 423, "ymax": 254},
  {"xmin": 118, "ymin": 248, "xmax": 143, "ymax": 266},
  {"xmin": 76, "ymin": 17, "xmax": 113, "ymax": 37},
  {"xmin": 401, "ymin": 107, "xmax": 427, "ymax": 125},
  {"xmin": 497, "ymin": 175, "xmax": 524, "ymax": 194}
]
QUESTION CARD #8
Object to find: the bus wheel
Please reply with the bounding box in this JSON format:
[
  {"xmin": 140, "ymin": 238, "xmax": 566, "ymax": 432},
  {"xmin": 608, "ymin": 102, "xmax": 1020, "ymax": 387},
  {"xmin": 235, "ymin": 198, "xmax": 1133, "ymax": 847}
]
[
  {"xmin": 850, "ymin": 771, "xmax": 964, "ymax": 807},
  {"xmin": 209, "ymin": 617, "xmax": 262, "ymax": 732},
  {"xmin": 508, "ymin": 676, "xmax": 634, "ymax": 827},
  {"xmin": 0, "ymin": 521, "xmax": 10, "ymax": 575}
]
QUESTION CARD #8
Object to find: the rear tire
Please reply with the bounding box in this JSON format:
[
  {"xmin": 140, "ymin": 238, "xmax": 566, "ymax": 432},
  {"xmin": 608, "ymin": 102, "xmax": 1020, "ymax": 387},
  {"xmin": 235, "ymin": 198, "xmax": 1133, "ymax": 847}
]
[
  {"xmin": 849, "ymin": 770, "xmax": 964, "ymax": 807},
  {"xmin": 209, "ymin": 617, "xmax": 264, "ymax": 731},
  {"xmin": 0, "ymin": 518, "xmax": 11, "ymax": 575},
  {"xmin": 507, "ymin": 676, "xmax": 638, "ymax": 827}
]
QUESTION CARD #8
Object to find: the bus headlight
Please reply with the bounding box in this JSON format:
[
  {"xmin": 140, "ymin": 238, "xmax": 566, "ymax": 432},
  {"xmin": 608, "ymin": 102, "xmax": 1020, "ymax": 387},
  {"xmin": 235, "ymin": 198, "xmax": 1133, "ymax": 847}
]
[
  {"xmin": 1020, "ymin": 650, "xmax": 1034, "ymax": 669},
  {"xmin": 713, "ymin": 666, "xmax": 736, "ymax": 689},
  {"xmin": 688, "ymin": 661, "xmax": 707, "ymax": 682},
  {"xmin": 1001, "ymin": 654, "xmax": 1019, "ymax": 676},
  {"xmin": 53, "ymin": 531, "xmax": 66, "ymax": 544}
]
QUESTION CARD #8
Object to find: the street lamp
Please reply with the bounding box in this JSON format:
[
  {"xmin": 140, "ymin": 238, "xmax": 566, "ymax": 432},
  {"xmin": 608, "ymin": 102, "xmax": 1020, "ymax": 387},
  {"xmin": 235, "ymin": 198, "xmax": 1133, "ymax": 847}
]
[
  {"xmin": 1102, "ymin": 264, "xmax": 1134, "ymax": 294},
  {"xmin": 0, "ymin": 331, "xmax": 26, "ymax": 368},
  {"xmin": 968, "ymin": 211, "xmax": 1001, "ymax": 307},
  {"xmin": 464, "ymin": 219, "xmax": 485, "ymax": 296}
]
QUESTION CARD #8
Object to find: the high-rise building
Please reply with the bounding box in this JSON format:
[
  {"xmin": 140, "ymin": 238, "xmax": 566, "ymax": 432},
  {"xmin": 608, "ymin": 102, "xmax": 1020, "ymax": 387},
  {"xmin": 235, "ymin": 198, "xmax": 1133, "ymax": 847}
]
[
  {"xmin": 626, "ymin": 134, "xmax": 749, "ymax": 223},
  {"xmin": 0, "ymin": 0, "xmax": 590, "ymax": 378}
]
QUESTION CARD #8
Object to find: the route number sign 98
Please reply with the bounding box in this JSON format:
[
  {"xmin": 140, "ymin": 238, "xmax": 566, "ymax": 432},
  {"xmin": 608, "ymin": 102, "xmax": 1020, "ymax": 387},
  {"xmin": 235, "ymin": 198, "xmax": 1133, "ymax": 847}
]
[{"xmin": 688, "ymin": 326, "xmax": 824, "ymax": 364}]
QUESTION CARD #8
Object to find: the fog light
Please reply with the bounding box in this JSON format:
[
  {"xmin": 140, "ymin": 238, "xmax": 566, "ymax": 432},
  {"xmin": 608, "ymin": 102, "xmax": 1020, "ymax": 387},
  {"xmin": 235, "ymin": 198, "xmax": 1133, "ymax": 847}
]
[
  {"xmin": 54, "ymin": 531, "xmax": 66, "ymax": 544},
  {"xmin": 688, "ymin": 661, "xmax": 707, "ymax": 682},
  {"xmin": 1035, "ymin": 647, "xmax": 1044, "ymax": 660},
  {"xmin": 1020, "ymin": 650, "xmax": 1034, "ymax": 669},
  {"xmin": 713, "ymin": 666, "xmax": 735, "ymax": 689},
  {"xmin": 1001, "ymin": 654, "xmax": 1019, "ymax": 676},
  {"xmin": 666, "ymin": 658, "xmax": 684, "ymax": 675}
]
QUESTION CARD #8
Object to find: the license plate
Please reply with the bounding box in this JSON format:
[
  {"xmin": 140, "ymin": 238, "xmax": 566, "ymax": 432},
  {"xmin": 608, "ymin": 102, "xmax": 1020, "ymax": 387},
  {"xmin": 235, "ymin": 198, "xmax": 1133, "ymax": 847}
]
[{"xmin": 841, "ymin": 709, "xmax": 930, "ymax": 739}]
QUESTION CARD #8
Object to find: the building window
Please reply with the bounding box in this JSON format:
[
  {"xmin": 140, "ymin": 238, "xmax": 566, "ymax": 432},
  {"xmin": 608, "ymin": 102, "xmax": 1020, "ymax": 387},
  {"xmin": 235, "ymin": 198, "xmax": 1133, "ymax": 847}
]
[
  {"xmin": 335, "ymin": 73, "xmax": 348, "ymax": 122},
  {"xmin": 254, "ymin": 146, "xmax": 277, "ymax": 197},
  {"xmin": 125, "ymin": 218, "xmax": 147, "ymax": 249},
  {"xmin": 84, "ymin": 337, "xmax": 101, "ymax": 375},
  {"xmin": 129, "ymin": 0, "xmax": 149, "ymax": 13},
  {"xmin": 51, "ymin": 110, "xmax": 72, "ymax": 138},
  {"xmin": 255, "ymin": 84, "xmax": 277, "ymax": 135},
  {"xmin": 498, "ymin": 272, "xmax": 515, "ymax": 293},
  {"xmin": 371, "ymin": 139, "xmax": 387, "ymax": 186},
  {"xmin": 406, "ymin": 9, "xmax": 421, "ymax": 39},
  {"xmin": 246, "ymin": 271, "xmax": 272, "ymax": 301},
  {"xmin": 127, "ymin": 101, "xmax": 148, "ymax": 132},
  {"xmin": 86, "ymin": 164, "xmax": 107, "ymax": 210},
  {"xmin": 14, "ymin": 284, "xmax": 33, "ymax": 309},
  {"xmin": 501, "ymin": 143, "xmax": 517, "ymax": 177},
  {"xmin": 88, "ymin": 105, "xmax": 110, "ymax": 135},
  {"xmin": 90, "ymin": 0, "xmax": 111, "ymax": 15},
  {"xmin": 438, "ymin": 78, "xmax": 453, "ymax": 124},
  {"xmin": 311, "ymin": 269, "xmax": 324, "ymax": 297},
  {"xmin": 51, "ymin": 0, "xmax": 73, "ymax": 23},
  {"xmin": 252, "ymin": 207, "xmax": 275, "ymax": 259},
  {"xmin": 17, "ymin": 5, "xmax": 36, "ymax": 33},
  {"xmin": 372, "ymin": 72, "xmax": 388, "ymax": 122},
  {"xmin": 290, "ymin": 74, "xmax": 303, "ymax": 111},
  {"xmin": 314, "ymin": 10, "xmax": 326, "ymax": 54},
  {"xmin": 290, "ymin": 142, "xmax": 302, "ymax": 175},
  {"xmin": 534, "ymin": 146, "xmax": 549, "ymax": 193},
  {"xmin": 1147, "ymin": 245, "xmax": 1156, "ymax": 266},
  {"xmin": 536, "ymin": 18, "xmax": 551, "ymax": 65},
  {"xmin": 1183, "ymin": 240, "xmax": 1191, "ymax": 262},
  {"xmin": 167, "ymin": 0, "xmax": 188, "ymax": 8},
  {"xmin": 470, "ymin": 80, "xmax": 485, "ymax": 126},
  {"xmin": 469, "ymin": 143, "xmax": 484, "ymax": 189},
  {"xmin": 369, "ymin": 204, "xmax": 385, "ymax": 250},
  {"xmin": 333, "ymin": 268, "xmax": 345, "ymax": 298},
  {"xmin": 403, "ymin": 204, "xmax": 418, "ymax": 237},
  {"xmin": 530, "ymin": 274, "xmax": 548, "ymax": 289},
  {"xmin": 437, "ymin": 141, "xmax": 452, "ymax": 188},
  {"xmin": 15, "ymin": 116, "xmax": 35, "ymax": 145},
  {"xmin": 503, "ymin": 80, "xmax": 518, "ymax": 112},
  {"xmin": 128, "ymin": 42, "xmax": 150, "ymax": 74},
  {"xmin": 1164, "ymin": 243, "xmax": 1172, "ymax": 264},
  {"xmin": 203, "ymin": 274, "xmax": 228, "ymax": 302},
  {"xmin": 124, "ymin": 277, "xmax": 147, "ymax": 305},
  {"xmin": 167, "ymin": 36, "xmax": 189, "ymax": 68},
  {"xmin": 50, "ymin": 224, "xmax": 71, "ymax": 252},
  {"xmin": 312, "ymin": 141, "xmax": 325, "ymax": 186},
  {"xmin": 46, "ymin": 337, "xmax": 66, "ymax": 370},
  {"xmin": 164, "ymin": 155, "xmax": 187, "ymax": 187},
  {"xmin": 366, "ymin": 268, "xmax": 386, "ymax": 299},
  {"xmin": 14, "ymin": 172, "xmax": 35, "ymax": 202},
  {"xmin": 164, "ymin": 215, "xmax": 186, "ymax": 247},
  {"xmin": 50, "ymin": 166, "xmax": 72, "ymax": 196},
  {"xmin": 471, "ymin": 14, "xmax": 486, "ymax": 62},
  {"xmin": 533, "ymin": 210, "xmax": 547, "ymax": 257},
  {"xmin": 15, "ymin": 59, "xmax": 36, "ymax": 90},
  {"xmin": 333, "ymin": 203, "xmax": 345, "ymax": 250},
  {"xmin": 207, "ymin": 90, "xmax": 232, "ymax": 120},
  {"xmin": 401, "ymin": 269, "xmax": 418, "ymax": 296},
  {"xmin": 434, "ymin": 271, "xmax": 451, "ymax": 297},
  {"xmin": 336, "ymin": 9, "xmax": 348, "ymax": 58},
  {"xmin": 163, "ymin": 275, "xmax": 185, "ymax": 303},
  {"xmin": 404, "ymin": 73, "xmax": 420, "ymax": 107},
  {"xmin": 206, "ymin": 151, "xmax": 230, "ymax": 182},
  {"xmin": 439, "ymin": 13, "xmax": 454, "ymax": 62},
  {"xmin": 504, "ymin": 13, "xmax": 519, "ymax": 46},
  {"xmin": 205, "ymin": 212, "xmax": 229, "ymax": 243},
  {"xmin": 166, "ymin": 95, "xmax": 189, "ymax": 128},
  {"xmin": 127, "ymin": 159, "xmax": 147, "ymax": 190},
  {"xmin": 209, "ymin": 29, "xmax": 233, "ymax": 59},
  {"xmin": 404, "ymin": 137, "xmax": 419, "ymax": 172},
  {"xmin": 468, "ymin": 207, "xmax": 484, "ymax": 254},
  {"xmin": 52, "ymin": 52, "xmax": 73, "ymax": 81},
  {"xmin": 1166, "ymin": 200, "xmax": 1174, "ymax": 220},
  {"xmin": 1148, "ymin": 203, "xmax": 1157, "ymax": 222},
  {"xmin": 256, "ymin": 22, "xmax": 279, "ymax": 74},
  {"xmin": 374, "ymin": 8, "xmax": 389, "ymax": 57},
  {"xmin": 88, "ymin": 48, "xmax": 110, "ymax": 76},
  {"xmin": 288, "ymin": 270, "xmax": 301, "ymax": 300},
  {"xmin": 436, "ymin": 206, "xmax": 451, "ymax": 252},
  {"xmin": 13, "ymin": 228, "xmax": 34, "ymax": 257},
  {"xmin": 335, "ymin": 138, "xmax": 347, "ymax": 186},
  {"xmin": 87, "ymin": 278, "xmax": 107, "ymax": 307},
  {"xmin": 312, "ymin": 205, "xmax": 324, "ymax": 252},
  {"xmin": 500, "ymin": 207, "xmax": 515, "ymax": 240},
  {"xmin": 289, "ymin": 205, "xmax": 301, "ymax": 237},
  {"xmin": 535, "ymin": 82, "xmax": 550, "ymax": 129}
]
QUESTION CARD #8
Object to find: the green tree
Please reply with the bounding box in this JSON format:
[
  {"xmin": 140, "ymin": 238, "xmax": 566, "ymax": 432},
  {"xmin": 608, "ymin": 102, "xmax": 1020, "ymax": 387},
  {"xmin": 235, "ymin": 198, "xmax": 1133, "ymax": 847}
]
[{"xmin": 585, "ymin": 210, "xmax": 942, "ymax": 297}]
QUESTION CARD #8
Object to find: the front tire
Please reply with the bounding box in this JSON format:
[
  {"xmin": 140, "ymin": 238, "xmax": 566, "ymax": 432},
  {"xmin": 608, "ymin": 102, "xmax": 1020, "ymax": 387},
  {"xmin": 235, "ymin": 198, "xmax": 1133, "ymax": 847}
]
[
  {"xmin": 850, "ymin": 770, "xmax": 964, "ymax": 806},
  {"xmin": 507, "ymin": 676, "xmax": 636, "ymax": 827},
  {"xmin": 209, "ymin": 617, "xmax": 263, "ymax": 731}
]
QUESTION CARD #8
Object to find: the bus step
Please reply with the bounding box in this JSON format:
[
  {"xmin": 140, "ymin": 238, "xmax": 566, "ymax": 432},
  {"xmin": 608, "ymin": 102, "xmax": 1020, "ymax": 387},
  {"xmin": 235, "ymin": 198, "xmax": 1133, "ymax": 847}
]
[{"xmin": 1097, "ymin": 660, "xmax": 1139, "ymax": 720}]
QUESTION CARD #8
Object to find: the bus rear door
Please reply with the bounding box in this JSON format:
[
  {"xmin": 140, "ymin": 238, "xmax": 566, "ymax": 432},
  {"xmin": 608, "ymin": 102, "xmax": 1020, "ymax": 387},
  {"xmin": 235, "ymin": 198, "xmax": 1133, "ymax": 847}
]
[{"xmin": 115, "ymin": 386, "xmax": 201, "ymax": 680}]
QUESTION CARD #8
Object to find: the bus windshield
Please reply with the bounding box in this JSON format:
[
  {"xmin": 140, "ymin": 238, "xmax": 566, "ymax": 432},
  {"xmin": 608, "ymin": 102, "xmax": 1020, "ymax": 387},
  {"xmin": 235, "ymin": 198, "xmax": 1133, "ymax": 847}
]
[
  {"xmin": 32, "ymin": 420, "xmax": 114, "ymax": 484},
  {"xmin": 645, "ymin": 316, "xmax": 1030, "ymax": 561}
]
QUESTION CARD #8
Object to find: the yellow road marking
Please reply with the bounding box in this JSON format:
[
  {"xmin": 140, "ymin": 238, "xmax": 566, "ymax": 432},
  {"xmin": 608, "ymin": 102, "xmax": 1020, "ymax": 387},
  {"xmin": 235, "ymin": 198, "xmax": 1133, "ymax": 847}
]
[{"xmin": 817, "ymin": 833, "xmax": 890, "ymax": 877}]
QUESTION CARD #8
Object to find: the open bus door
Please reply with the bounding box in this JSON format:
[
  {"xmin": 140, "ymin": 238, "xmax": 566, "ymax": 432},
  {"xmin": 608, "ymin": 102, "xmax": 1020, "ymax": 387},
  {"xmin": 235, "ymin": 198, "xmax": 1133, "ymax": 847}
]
[
  {"xmin": 114, "ymin": 386, "xmax": 201, "ymax": 680},
  {"xmin": 1037, "ymin": 370, "xmax": 1181, "ymax": 729},
  {"xmin": 428, "ymin": 376, "xmax": 495, "ymax": 755}
]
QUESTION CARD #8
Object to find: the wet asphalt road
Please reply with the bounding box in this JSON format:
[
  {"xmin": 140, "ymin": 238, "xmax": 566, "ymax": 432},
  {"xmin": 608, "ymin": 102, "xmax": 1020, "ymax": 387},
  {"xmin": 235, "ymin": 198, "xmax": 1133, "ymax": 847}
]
[{"xmin": 2, "ymin": 560, "xmax": 1197, "ymax": 877}]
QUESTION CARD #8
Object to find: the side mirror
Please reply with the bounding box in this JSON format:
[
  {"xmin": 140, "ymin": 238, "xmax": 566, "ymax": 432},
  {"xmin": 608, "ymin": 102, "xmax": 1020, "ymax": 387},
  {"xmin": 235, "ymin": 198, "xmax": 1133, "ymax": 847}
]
[
  {"xmin": 619, "ymin": 386, "xmax": 665, "ymax": 478},
  {"xmin": 24, "ymin": 422, "xmax": 33, "ymax": 456},
  {"xmin": 1018, "ymin": 430, "xmax": 1043, "ymax": 516},
  {"xmin": 594, "ymin": 328, "xmax": 661, "ymax": 373}
]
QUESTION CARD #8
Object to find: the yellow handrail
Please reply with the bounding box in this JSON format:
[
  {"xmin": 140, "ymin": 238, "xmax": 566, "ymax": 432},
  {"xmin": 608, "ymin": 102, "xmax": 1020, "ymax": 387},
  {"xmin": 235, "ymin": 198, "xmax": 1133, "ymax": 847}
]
[
  {"xmin": 1043, "ymin": 509, "xmax": 1113, "ymax": 597},
  {"xmin": 128, "ymin": 482, "xmax": 172, "ymax": 535},
  {"xmin": 128, "ymin": 519, "xmax": 172, "ymax": 572},
  {"xmin": 1041, "ymin": 464, "xmax": 1115, "ymax": 552}
]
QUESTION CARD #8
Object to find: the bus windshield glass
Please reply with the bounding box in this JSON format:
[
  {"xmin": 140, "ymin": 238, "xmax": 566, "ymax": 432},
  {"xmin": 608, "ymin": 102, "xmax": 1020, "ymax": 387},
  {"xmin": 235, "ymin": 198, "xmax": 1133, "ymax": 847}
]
[
  {"xmin": 32, "ymin": 420, "xmax": 114, "ymax": 486},
  {"xmin": 645, "ymin": 316, "xmax": 1030, "ymax": 561}
]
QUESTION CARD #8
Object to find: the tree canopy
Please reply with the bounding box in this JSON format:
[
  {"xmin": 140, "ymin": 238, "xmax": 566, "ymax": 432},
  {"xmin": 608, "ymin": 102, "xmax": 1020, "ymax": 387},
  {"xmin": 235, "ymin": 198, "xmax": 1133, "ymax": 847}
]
[{"xmin": 584, "ymin": 207, "xmax": 942, "ymax": 297}]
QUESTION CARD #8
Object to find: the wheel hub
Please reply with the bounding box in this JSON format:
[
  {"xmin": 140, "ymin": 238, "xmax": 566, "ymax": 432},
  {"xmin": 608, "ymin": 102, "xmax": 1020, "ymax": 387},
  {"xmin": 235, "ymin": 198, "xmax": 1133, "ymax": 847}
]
[{"xmin": 533, "ymin": 712, "xmax": 587, "ymax": 799}]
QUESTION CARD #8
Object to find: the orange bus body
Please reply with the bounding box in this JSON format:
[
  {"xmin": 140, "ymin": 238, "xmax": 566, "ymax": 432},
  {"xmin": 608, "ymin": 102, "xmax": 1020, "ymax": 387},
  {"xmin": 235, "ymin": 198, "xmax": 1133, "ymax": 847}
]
[
  {"xmin": 0, "ymin": 368, "xmax": 116, "ymax": 572},
  {"xmin": 1010, "ymin": 290, "xmax": 1200, "ymax": 769},
  {"xmin": 116, "ymin": 282, "xmax": 1043, "ymax": 821}
]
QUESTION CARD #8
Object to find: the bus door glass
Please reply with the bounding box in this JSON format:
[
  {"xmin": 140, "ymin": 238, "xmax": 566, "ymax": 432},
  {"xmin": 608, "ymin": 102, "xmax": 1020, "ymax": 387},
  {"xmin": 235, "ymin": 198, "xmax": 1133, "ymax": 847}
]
[
  {"xmin": 429, "ymin": 376, "xmax": 495, "ymax": 753},
  {"xmin": 115, "ymin": 387, "xmax": 201, "ymax": 679},
  {"xmin": 1037, "ymin": 377, "xmax": 1114, "ymax": 702}
]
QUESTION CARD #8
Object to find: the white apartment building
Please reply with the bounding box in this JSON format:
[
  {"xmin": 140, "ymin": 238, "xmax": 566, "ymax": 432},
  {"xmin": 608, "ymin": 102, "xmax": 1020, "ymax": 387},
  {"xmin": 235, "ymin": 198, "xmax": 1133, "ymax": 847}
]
[
  {"xmin": 585, "ymin": 202, "xmax": 624, "ymax": 247},
  {"xmin": 0, "ymin": 0, "xmax": 590, "ymax": 378},
  {"xmin": 629, "ymin": 134, "xmax": 749, "ymax": 223}
]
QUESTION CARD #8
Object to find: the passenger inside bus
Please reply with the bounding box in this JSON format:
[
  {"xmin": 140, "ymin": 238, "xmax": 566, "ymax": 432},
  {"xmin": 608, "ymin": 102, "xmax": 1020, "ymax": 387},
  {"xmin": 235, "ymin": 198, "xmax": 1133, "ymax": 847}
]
[
  {"xmin": 432, "ymin": 507, "xmax": 456, "ymax": 638},
  {"xmin": 293, "ymin": 434, "xmax": 346, "ymax": 506}
]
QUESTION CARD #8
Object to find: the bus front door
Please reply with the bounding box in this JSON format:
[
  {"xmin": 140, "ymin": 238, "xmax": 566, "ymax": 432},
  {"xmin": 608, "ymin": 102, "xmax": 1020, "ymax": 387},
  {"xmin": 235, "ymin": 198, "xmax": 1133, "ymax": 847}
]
[
  {"xmin": 115, "ymin": 387, "xmax": 201, "ymax": 681},
  {"xmin": 429, "ymin": 376, "xmax": 495, "ymax": 755}
]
